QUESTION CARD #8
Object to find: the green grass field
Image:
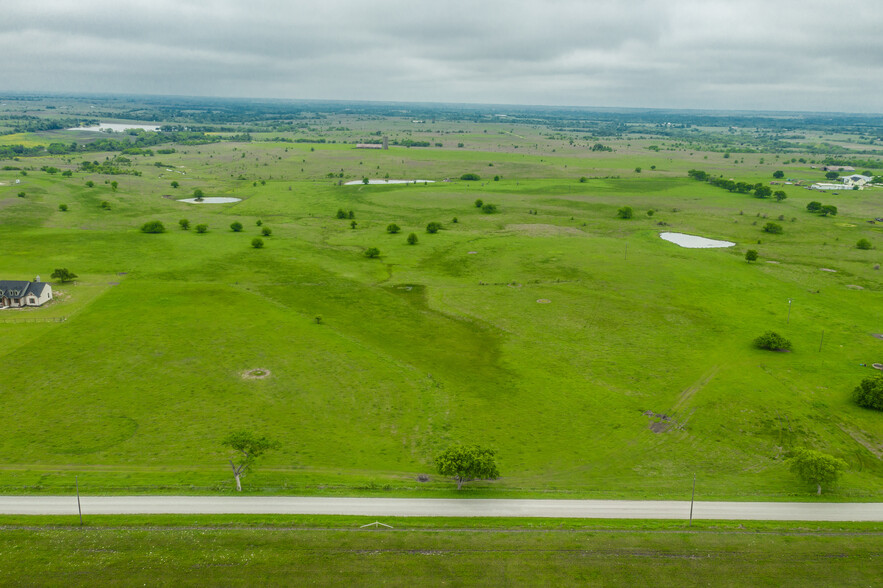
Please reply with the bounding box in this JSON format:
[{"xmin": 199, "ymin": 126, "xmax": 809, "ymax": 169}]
[
  {"xmin": 1, "ymin": 516, "xmax": 881, "ymax": 586},
  {"xmin": 1, "ymin": 115, "xmax": 882, "ymax": 499}
]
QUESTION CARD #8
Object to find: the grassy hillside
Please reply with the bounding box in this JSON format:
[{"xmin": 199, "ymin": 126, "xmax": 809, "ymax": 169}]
[{"xmin": 1, "ymin": 121, "xmax": 881, "ymax": 498}]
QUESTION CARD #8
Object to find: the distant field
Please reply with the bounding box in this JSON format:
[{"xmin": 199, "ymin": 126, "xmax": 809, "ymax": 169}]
[{"xmin": 1, "ymin": 110, "xmax": 882, "ymax": 500}]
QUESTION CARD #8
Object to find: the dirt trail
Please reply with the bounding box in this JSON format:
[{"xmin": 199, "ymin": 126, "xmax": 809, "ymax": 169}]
[{"xmin": 672, "ymin": 366, "xmax": 719, "ymax": 412}]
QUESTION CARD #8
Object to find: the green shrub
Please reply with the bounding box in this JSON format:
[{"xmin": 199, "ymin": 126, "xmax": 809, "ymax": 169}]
[
  {"xmin": 386, "ymin": 223, "xmax": 401, "ymax": 234},
  {"xmin": 753, "ymin": 331, "xmax": 791, "ymax": 351},
  {"xmin": 857, "ymin": 238, "xmax": 872, "ymax": 250},
  {"xmin": 745, "ymin": 249, "xmax": 758, "ymax": 262},
  {"xmin": 481, "ymin": 203, "xmax": 498, "ymax": 214},
  {"xmin": 460, "ymin": 173, "xmax": 480, "ymax": 181},
  {"xmin": 617, "ymin": 206, "xmax": 633, "ymax": 219},
  {"xmin": 251, "ymin": 238, "xmax": 264, "ymax": 249},
  {"xmin": 58, "ymin": 204, "xmax": 68, "ymax": 212},
  {"xmin": 179, "ymin": 219, "xmax": 190, "ymax": 230},
  {"xmin": 763, "ymin": 222, "xmax": 783, "ymax": 234},
  {"xmin": 261, "ymin": 227, "xmax": 272, "ymax": 237},
  {"xmin": 426, "ymin": 222, "xmax": 442, "ymax": 234},
  {"xmin": 853, "ymin": 376, "xmax": 883, "ymax": 410},
  {"xmin": 364, "ymin": 247, "xmax": 380, "ymax": 258},
  {"xmin": 474, "ymin": 199, "xmax": 483, "ymax": 208},
  {"xmin": 230, "ymin": 221, "xmax": 243, "ymax": 232},
  {"xmin": 195, "ymin": 224, "xmax": 208, "ymax": 233},
  {"xmin": 140, "ymin": 220, "xmax": 165, "ymax": 233},
  {"xmin": 407, "ymin": 233, "xmax": 418, "ymax": 245}
]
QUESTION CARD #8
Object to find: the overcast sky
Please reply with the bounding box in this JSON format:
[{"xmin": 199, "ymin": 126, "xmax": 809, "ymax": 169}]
[{"xmin": 2, "ymin": 0, "xmax": 882, "ymax": 113}]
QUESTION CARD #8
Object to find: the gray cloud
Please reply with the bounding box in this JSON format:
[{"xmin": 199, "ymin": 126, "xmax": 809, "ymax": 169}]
[{"xmin": 2, "ymin": 0, "xmax": 882, "ymax": 111}]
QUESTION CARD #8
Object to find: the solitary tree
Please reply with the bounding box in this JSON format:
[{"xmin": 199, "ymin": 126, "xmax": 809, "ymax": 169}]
[
  {"xmin": 435, "ymin": 444, "xmax": 500, "ymax": 490},
  {"xmin": 789, "ymin": 448, "xmax": 847, "ymax": 495},
  {"xmin": 193, "ymin": 188, "xmax": 204, "ymax": 201},
  {"xmin": 763, "ymin": 222, "xmax": 783, "ymax": 234},
  {"xmin": 617, "ymin": 206, "xmax": 633, "ymax": 219},
  {"xmin": 773, "ymin": 190, "xmax": 787, "ymax": 202},
  {"xmin": 364, "ymin": 247, "xmax": 380, "ymax": 258},
  {"xmin": 754, "ymin": 331, "xmax": 791, "ymax": 351},
  {"xmin": 170, "ymin": 181, "xmax": 179, "ymax": 188},
  {"xmin": 179, "ymin": 219, "xmax": 190, "ymax": 230},
  {"xmin": 230, "ymin": 221, "xmax": 244, "ymax": 232},
  {"xmin": 745, "ymin": 249, "xmax": 758, "ymax": 262},
  {"xmin": 407, "ymin": 232, "xmax": 418, "ymax": 245},
  {"xmin": 140, "ymin": 220, "xmax": 166, "ymax": 233},
  {"xmin": 195, "ymin": 224, "xmax": 208, "ymax": 233},
  {"xmin": 426, "ymin": 222, "xmax": 442, "ymax": 234},
  {"xmin": 85, "ymin": 181, "xmax": 94, "ymax": 188},
  {"xmin": 853, "ymin": 375, "xmax": 883, "ymax": 410},
  {"xmin": 50, "ymin": 268, "xmax": 78, "ymax": 283},
  {"xmin": 251, "ymin": 237, "xmax": 264, "ymax": 249},
  {"xmin": 58, "ymin": 204, "xmax": 68, "ymax": 212},
  {"xmin": 110, "ymin": 181, "xmax": 118, "ymax": 191},
  {"xmin": 773, "ymin": 170, "xmax": 785, "ymax": 179},
  {"xmin": 386, "ymin": 223, "xmax": 401, "ymax": 234},
  {"xmin": 474, "ymin": 199, "xmax": 483, "ymax": 208},
  {"xmin": 362, "ymin": 177, "xmax": 369, "ymax": 185},
  {"xmin": 261, "ymin": 227, "xmax": 272, "ymax": 237},
  {"xmin": 221, "ymin": 431, "xmax": 278, "ymax": 492}
]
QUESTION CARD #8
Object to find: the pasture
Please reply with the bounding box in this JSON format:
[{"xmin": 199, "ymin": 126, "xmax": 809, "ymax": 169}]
[{"xmin": 1, "ymin": 107, "xmax": 881, "ymax": 499}]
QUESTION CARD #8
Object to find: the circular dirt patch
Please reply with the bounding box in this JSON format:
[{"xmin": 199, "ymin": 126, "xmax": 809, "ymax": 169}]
[
  {"xmin": 537, "ymin": 299, "xmax": 551, "ymax": 304},
  {"xmin": 242, "ymin": 368, "xmax": 271, "ymax": 380}
]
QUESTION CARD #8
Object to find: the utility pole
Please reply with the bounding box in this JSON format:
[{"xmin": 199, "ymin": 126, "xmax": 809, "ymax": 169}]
[
  {"xmin": 689, "ymin": 473, "xmax": 696, "ymax": 527},
  {"xmin": 76, "ymin": 475, "xmax": 83, "ymax": 526},
  {"xmin": 819, "ymin": 330, "xmax": 825, "ymax": 353},
  {"xmin": 787, "ymin": 298, "xmax": 793, "ymax": 324}
]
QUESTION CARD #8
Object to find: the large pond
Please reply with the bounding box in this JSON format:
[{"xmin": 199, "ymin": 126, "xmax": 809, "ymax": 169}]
[
  {"xmin": 344, "ymin": 179, "xmax": 435, "ymax": 185},
  {"xmin": 68, "ymin": 123, "xmax": 161, "ymax": 133},
  {"xmin": 179, "ymin": 197, "xmax": 242, "ymax": 204},
  {"xmin": 660, "ymin": 232, "xmax": 735, "ymax": 249}
]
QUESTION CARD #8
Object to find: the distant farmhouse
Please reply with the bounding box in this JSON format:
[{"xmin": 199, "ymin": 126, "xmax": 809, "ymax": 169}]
[
  {"xmin": 0, "ymin": 279, "xmax": 52, "ymax": 308},
  {"xmin": 810, "ymin": 183, "xmax": 846, "ymax": 191},
  {"xmin": 842, "ymin": 174, "xmax": 873, "ymax": 187}
]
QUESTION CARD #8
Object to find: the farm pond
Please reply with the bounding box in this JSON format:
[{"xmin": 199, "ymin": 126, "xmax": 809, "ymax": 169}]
[{"xmin": 660, "ymin": 232, "xmax": 735, "ymax": 249}]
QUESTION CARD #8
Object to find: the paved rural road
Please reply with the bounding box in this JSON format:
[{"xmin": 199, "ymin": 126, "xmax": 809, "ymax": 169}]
[{"xmin": 2, "ymin": 496, "xmax": 883, "ymax": 521}]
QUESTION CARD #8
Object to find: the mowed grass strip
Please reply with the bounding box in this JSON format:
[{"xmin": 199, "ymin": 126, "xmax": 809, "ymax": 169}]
[{"xmin": 0, "ymin": 523, "xmax": 880, "ymax": 586}]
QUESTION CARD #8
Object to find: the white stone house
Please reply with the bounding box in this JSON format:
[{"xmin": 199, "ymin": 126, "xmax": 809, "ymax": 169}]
[
  {"xmin": 841, "ymin": 174, "xmax": 873, "ymax": 188},
  {"xmin": 0, "ymin": 280, "xmax": 53, "ymax": 308}
]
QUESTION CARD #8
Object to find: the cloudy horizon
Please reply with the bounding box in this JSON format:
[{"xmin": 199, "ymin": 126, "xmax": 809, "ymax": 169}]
[{"xmin": 3, "ymin": 0, "xmax": 882, "ymax": 114}]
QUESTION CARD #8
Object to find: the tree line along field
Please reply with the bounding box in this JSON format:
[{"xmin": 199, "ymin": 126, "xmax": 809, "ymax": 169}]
[{"xmin": 1, "ymin": 101, "xmax": 882, "ymax": 499}]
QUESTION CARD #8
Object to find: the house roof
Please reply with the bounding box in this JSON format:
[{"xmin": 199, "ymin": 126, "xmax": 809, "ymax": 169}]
[{"xmin": 0, "ymin": 280, "xmax": 49, "ymax": 298}]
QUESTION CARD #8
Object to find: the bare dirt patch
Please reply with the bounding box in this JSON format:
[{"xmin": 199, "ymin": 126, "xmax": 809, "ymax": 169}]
[
  {"xmin": 241, "ymin": 368, "xmax": 271, "ymax": 380},
  {"xmin": 820, "ymin": 268, "xmax": 837, "ymax": 272},
  {"xmin": 846, "ymin": 285, "xmax": 864, "ymax": 290},
  {"xmin": 536, "ymin": 299, "xmax": 551, "ymax": 304},
  {"xmin": 871, "ymin": 333, "xmax": 883, "ymax": 340},
  {"xmin": 508, "ymin": 223, "xmax": 584, "ymax": 236}
]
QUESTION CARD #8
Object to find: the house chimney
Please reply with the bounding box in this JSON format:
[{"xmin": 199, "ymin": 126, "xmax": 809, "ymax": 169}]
[{"xmin": 34, "ymin": 275, "xmax": 40, "ymax": 282}]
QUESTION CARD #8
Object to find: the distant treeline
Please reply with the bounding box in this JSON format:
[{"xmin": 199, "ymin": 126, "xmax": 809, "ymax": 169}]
[{"xmin": 0, "ymin": 130, "xmax": 250, "ymax": 159}]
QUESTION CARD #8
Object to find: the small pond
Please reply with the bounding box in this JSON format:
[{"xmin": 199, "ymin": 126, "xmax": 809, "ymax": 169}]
[
  {"xmin": 344, "ymin": 179, "xmax": 435, "ymax": 185},
  {"xmin": 660, "ymin": 232, "xmax": 735, "ymax": 249},
  {"xmin": 69, "ymin": 123, "xmax": 161, "ymax": 133},
  {"xmin": 179, "ymin": 197, "xmax": 242, "ymax": 204}
]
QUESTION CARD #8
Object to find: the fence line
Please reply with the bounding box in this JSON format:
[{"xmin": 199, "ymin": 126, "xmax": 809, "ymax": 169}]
[{"xmin": 0, "ymin": 316, "xmax": 67, "ymax": 324}]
